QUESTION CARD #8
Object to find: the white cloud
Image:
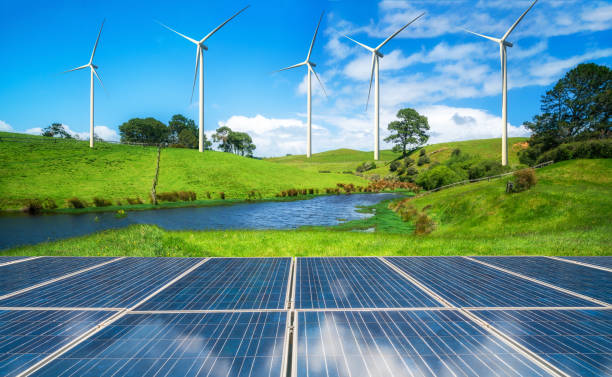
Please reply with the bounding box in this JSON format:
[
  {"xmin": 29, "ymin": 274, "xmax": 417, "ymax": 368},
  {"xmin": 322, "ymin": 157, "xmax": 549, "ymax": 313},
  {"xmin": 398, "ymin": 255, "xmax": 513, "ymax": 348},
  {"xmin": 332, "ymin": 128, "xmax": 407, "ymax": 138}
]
[
  {"xmin": 25, "ymin": 127, "xmax": 42, "ymax": 135},
  {"xmin": 527, "ymin": 48, "xmax": 612, "ymax": 86},
  {"xmin": 0, "ymin": 120, "xmax": 13, "ymax": 132},
  {"xmin": 23, "ymin": 124, "xmax": 119, "ymax": 141}
]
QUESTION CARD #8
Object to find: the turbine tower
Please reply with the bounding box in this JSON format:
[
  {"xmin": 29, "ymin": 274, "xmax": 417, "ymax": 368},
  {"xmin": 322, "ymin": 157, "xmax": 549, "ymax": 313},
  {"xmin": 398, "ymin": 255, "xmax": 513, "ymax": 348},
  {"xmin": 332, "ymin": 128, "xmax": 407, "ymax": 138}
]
[
  {"xmin": 64, "ymin": 19, "xmax": 106, "ymax": 148},
  {"xmin": 345, "ymin": 13, "xmax": 425, "ymax": 161},
  {"xmin": 464, "ymin": 0, "xmax": 538, "ymax": 166},
  {"xmin": 276, "ymin": 11, "xmax": 327, "ymax": 159},
  {"xmin": 158, "ymin": 6, "xmax": 249, "ymax": 152}
]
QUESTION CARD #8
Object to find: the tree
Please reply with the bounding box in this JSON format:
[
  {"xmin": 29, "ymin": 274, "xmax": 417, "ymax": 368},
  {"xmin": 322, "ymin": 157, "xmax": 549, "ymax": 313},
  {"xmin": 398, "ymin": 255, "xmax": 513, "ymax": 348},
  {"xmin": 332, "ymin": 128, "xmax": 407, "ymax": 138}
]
[
  {"xmin": 118, "ymin": 117, "xmax": 170, "ymax": 144},
  {"xmin": 522, "ymin": 63, "xmax": 611, "ymax": 163},
  {"xmin": 42, "ymin": 123, "xmax": 72, "ymax": 139},
  {"xmin": 212, "ymin": 126, "xmax": 233, "ymax": 152},
  {"xmin": 177, "ymin": 129, "xmax": 198, "ymax": 149},
  {"xmin": 384, "ymin": 108, "xmax": 430, "ymax": 156},
  {"xmin": 212, "ymin": 126, "xmax": 256, "ymax": 156}
]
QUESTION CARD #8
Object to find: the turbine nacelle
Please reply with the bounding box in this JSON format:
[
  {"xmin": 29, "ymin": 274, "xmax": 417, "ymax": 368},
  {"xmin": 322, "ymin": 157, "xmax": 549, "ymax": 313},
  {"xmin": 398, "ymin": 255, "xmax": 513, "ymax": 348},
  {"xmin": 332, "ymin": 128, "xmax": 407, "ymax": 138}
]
[
  {"xmin": 375, "ymin": 51, "xmax": 384, "ymax": 58},
  {"xmin": 503, "ymin": 40, "xmax": 514, "ymax": 48},
  {"xmin": 199, "ymin": 43, "xmax": 208, "ymax": 51}
]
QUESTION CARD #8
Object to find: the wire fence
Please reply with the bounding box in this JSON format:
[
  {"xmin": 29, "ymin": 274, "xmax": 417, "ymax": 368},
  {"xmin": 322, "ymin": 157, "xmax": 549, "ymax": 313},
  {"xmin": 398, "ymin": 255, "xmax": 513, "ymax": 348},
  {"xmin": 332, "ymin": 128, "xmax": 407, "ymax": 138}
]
[{"xmin": 0, "ymin": 135, "xmax": 165, "ymax": 147}]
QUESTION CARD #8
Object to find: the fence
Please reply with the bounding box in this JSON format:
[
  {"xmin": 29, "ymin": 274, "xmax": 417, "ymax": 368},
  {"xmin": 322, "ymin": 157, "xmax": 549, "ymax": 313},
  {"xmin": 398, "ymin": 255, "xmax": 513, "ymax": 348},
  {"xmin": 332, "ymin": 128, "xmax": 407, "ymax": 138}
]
[{"xmin": 0, "ymin": 135, "xmax": 165, "ymax": 148}]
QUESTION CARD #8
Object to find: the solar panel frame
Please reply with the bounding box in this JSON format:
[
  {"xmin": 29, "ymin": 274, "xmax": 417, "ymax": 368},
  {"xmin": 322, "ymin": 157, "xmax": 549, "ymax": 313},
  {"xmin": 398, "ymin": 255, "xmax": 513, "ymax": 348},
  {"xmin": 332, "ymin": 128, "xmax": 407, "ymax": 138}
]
[
  {"xmin": 32, "ymin": 311, "xmax": 289, "ymax": 377},
  {"xmin": 384, "ymin": 256, "xmax": 599, "ymax": 308},
  {"xmin": 295, "ymin": 257, "xmax": 443, "ymax": 309},
  {"xmin": 136, "ymin": 257, "xmax": 292, "ymax": 311},
  {"xmin": 473, "ymin": 256, "xmax": 612, "ymax": 305},
  {"xmin": 0, "ymin": 309, "xmax": 116, "ymax": 377},
  {"xmin": 0, "ymin": 257, "xmax": 203, "ymax": 308},
  {"xmin": 561, "ymin": 256, "xmax": 612, "ymax": 270},
  {"xmin": 471, "ymin": 309, "xmax": 612, "ymax": 377},
  {"xmin": 0, "ymin": 256, "xmax": 30, "ymax": 266}
]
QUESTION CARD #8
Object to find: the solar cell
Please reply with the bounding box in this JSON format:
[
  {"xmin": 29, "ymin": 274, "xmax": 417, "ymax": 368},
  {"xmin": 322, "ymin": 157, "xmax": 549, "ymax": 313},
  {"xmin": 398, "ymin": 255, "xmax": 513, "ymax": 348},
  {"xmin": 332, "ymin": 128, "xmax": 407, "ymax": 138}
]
[
  {"xmin": 0, "ymin": 257, "xmax": 202, "ymax": 308},
  {"xmin": 0, "ymin": 257, "xmax": 115, "ymax": 297},
  {"xmin": 33, "ymin": 311, "xmax": 288, "ymax": 377},
  {"xmin": 384, "ymin": 257, "xmax": 597, "ymax": 307},
  {"xmin": 0, "ymin": 309, "xmax": 114, "ymax": 377},
  {"xmin": 474, "ymin": 256, "xmax": 612, "ymax": 304},
  {"xmin": 295, "ymin": 310, "xmax": 550, "ymax": 377},
  {"xmin": 0, "ymin": 256, "xmax": 27, "ymax": 265},
  {"xmin": 562, "ymin": 256, "xmax": 612, "ymax": 270},
  {"xmin": 472, "ymin": 309, "xmax": 612, "ymax": 377},
  {"xmin": 295, "ymin": 257, "xmax": 442, "ymax": 309},
  {"xmin": 137, "ymin": 258, "xmax": 291, "ymax": 311}
]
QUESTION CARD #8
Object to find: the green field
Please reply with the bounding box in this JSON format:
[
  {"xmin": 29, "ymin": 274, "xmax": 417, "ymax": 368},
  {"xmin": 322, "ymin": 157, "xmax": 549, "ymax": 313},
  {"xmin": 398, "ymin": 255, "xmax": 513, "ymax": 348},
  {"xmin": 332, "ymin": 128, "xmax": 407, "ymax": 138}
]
[
  {"xmin": 0, "ymin": 132, "xmax": 367, "ymax": 210},
  {"xmin": 5, "ymin": 159, "xmax": 610, "ymax": 257}
]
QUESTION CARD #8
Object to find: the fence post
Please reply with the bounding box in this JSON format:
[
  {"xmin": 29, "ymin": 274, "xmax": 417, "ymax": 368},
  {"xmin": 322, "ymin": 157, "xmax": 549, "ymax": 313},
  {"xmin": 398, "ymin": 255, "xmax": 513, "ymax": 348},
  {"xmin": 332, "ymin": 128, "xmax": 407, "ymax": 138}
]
[{"xmin": 151, "ymin": 145, "xmax": 162, "ymax": 205}]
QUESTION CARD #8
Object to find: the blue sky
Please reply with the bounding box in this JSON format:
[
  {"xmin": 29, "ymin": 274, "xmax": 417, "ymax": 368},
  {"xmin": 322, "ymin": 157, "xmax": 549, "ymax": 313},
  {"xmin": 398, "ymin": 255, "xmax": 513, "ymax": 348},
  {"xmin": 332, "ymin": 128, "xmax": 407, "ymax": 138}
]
[{"xmin": 0, "ymin": 0, "xmax": 610, "ymax": 156}]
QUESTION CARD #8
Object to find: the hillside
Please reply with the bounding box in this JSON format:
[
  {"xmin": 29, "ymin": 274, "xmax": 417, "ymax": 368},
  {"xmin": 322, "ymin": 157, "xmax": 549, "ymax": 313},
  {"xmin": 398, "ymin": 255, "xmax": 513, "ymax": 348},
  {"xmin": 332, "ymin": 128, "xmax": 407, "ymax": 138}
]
[
  {"xmin": 0, "ymin": 132, "xmax": 368, "ymax": 210},
  {"xmin": 268, "ymin": 137, "xmax": 528, "ymax": 175}
]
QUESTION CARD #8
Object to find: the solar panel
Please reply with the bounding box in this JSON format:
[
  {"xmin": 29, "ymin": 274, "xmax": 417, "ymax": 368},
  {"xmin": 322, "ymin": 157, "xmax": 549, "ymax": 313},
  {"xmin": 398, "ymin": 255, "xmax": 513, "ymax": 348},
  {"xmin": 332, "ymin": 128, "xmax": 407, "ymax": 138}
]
[
  {"xmin": 0, "ymin": 258, "xmax": 202, "ymax": 308},
  {"xmin": 0, "ymin": 256, "xmax": 27, "ymax": 265},
  {"xmin": 0, "ymin": 257, "xmax": 115, "ymax": 297},
  {"xmin": 137, "ymin": 258, "xmax": 291, "ymax": 311},
  {"xmin": 295, "ymin": 310, "xmax": 550, "ymax": 377},
  {"xmin": 474, "ymin": 256, "xmax": 612, "ymax": 304},
  {"xmin": 33, "ymin": 311, "xmax": 288, "ymax": 377},
  {"xmin": 562, "ymin": 256, "xmax": 612, "ymax": 270},
  {"xmin": 0, "ymin": 309, "xmax": 114, "ymax": 377},
  {"xmin": 472, "ymin": 309, "xmax": 612, "ymax": 377},
  {"xmin": 384, "ymin": 257, "xmax": 597, "ymax": 308},
  {"xmin": 295, "ymin": 257, "xmax": 442, "ymax": 309}
]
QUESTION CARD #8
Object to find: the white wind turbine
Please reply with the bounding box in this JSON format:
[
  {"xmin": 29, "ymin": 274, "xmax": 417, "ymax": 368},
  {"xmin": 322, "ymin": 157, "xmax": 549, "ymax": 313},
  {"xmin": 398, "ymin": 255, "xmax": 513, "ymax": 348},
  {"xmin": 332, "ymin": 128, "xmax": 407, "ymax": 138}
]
[
  {"xmin": 64, "ymin": 19, "xmax": 106, "ymax": 148},
  {"xmin": 345, "ymin": 12, "xmax": 425, "ymax": 161},
  {"xmin": 158, "ymin": 6, "xmax": 249, "ymax": 152},
  {"xmin": 464, "ymin": 0, "xmax": 538, "ymax": 166},
  {"xmin": 276, "ymin": 11, "xmax": 327, "ymax": 159}
]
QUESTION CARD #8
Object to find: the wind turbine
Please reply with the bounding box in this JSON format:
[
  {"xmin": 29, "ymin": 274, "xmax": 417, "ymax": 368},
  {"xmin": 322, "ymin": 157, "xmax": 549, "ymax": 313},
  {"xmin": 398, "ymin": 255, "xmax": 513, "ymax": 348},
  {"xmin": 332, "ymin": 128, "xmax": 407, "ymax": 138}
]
[
  {"xmin": 345, "ymin": 13, "xmax": 425, "ymax": 161},
  {"xmin": 276, "ymin": 11, "xmax": 327, "ymax": 159},
  {"xmin": 158, "ymin": 6, "xmax": 249, "ymax": 152},
  {"xmin": 464, "ymin": 0, "xmax": 538, "ymax": 166},
  {"xmin": 64, "ymin": 19, "xmax": 106, "ymax": 148}
]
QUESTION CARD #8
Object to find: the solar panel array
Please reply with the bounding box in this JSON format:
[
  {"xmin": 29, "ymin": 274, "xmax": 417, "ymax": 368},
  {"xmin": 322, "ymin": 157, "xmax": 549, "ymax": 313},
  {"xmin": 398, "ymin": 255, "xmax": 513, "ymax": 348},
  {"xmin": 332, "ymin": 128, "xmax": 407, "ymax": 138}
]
[
  {"xmin": 0, "ymin": 256, "xmax": 27, "ymax": 265},
  {"xmin": 0, "ymin": 255, "xmax": 609, "ymax": 376},
  {"xmin": 562, "ymin": 256, "xmax": 612, "ymax": 269}
]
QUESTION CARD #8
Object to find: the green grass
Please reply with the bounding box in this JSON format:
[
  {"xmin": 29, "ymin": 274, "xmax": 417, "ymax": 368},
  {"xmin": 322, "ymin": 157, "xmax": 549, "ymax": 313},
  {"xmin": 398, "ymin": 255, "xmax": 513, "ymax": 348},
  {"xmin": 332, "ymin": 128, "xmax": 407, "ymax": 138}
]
[
  {"xmin": 4, "ymin": 159, "xmax": 610, "ymax": 257},
  {"xmin": 0, "ymin": 132, "xmax": 367, "ymax": 210}
]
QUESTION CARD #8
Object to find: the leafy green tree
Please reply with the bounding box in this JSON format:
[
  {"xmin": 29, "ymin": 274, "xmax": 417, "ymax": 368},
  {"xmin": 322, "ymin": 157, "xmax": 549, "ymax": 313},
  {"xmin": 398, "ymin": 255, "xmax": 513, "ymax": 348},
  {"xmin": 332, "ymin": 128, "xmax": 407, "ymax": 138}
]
[
  {"xmin": 177, "ymin": 129, "xmax": 198, "ymax": 149},
  {"xmin": 213, "ymin": 126, "xmax": 233, "ymax": 152},
  {"xmin": 384, "ymin": 108, "xmax": 430, "ymax": 156},
  {"xmin": 213, "ymin": 126, "xmax": 256, "ymax": 156},
  {"xmin": 118, "ymin": 117, "xmax": 170, "ymax": 144},
  {"xmin": 42, "ymin": 123, "xmax": 72, "ymax": 139}
]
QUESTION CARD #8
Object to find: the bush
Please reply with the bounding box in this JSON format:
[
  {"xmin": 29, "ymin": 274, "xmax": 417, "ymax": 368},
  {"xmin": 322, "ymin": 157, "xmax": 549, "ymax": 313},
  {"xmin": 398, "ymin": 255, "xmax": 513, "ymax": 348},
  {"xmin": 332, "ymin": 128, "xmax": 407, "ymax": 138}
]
[
  {"xmin": 508, "ymin": 168, "xmax": 537, "ymax": 193},
  {"xmin": 157, "ymin": 192, "xmax": 179, "ymax": 202},
  {"xmin": 24, "ymin": 199, "xmax": 43, "ymax": 214},
  {"xmin": 66, "ymin": 197, "xmax": 87, "ymax": 208},
  {"xmin": 42, "ymin": 198, "xmax": 57, "ymax": 210},
  {"xmin": 219, "ymin": 192, "xmax": 225, "ymax": 200},
  {"xmin": 206, "ymin": 191, "xmax": 212, "ymax": 199},
  {"xmin": 389, "ymin": 160, "xmax": 400, "ymax": 172},
  {"xmin": 93, "ymin": 197, "xmax": 112, "ymax": 207},
  {"xmin": 415, "ymin": 212, "xmax": 435, "ymax": 235},
  {"xmin": 126, "ymin": 197, "xmax": 143, "ymax": 205},
  {"xmin": 308, "ymin": 188, "xmax": 314, "ymax": 195},
  {"xmin": 356, "ymin": 161, "xmax": 376, "ymax": 172},
  {"xmin": 416, "ymin": 165, "xmax": 462, "ymax": 190},
  {"xmin": 468, "ymin": 159, "xmax": 509, "ymax": 180},
  {"xmin": 177, "ymin": 191, "xmax": 196, "ymax": 201},
  {"xmin": 417, "ymin": 154, "xmax": 430, "ymax": 166},
  {"xmin": 535, "ymin": 139, "xmax": 612, "ymax": 164},
  {"xmin": 342, "ymin": 170, "xmax": 353, "ymax": 174},
  {"xmin": 419, "ymin": 148, "xmax": 427, "ymax": 156},
  {"xmin": 318, "ymin": 170, "xmax": 331, "ymax": 173}
]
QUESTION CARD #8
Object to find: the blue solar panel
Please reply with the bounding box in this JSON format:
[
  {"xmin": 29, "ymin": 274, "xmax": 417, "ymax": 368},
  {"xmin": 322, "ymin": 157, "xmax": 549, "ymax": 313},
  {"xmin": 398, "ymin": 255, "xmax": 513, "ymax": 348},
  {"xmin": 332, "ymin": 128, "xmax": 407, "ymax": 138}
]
[
  {"xmin": 0, "ymin": 256, "xmax": 27, "ymax": 264},
  {"xmin": 296, "ymin": 310, "xmax": 550, "ymax": 377},
  {"xmin": 475, "ymin": 256, "xmax": 612, "ymax": 304},
  {"xmin": 0, "ymin": 257, "xmax": 115, "ymax": 297},
  {"xmin": 137, "ymin": 258, "xmax": 291, "ymax": 311},
  {"xmin": 0, "ymin": 258, "xmax": 202, "ymax": 308},
  {"xmin": 472, "ymin": 309, "xmax": 612, "ymax": 377},
  {"xmin": 385, "ymin": 257, "xmax": 597, "ymax": 307},
  {"xmin": 0, "ymin": 309, "xmax": 114, "ymax": 377},
  {"xmin": 295, "ymin": 257, "xmax": 442, "ymax": 309},
  {"xmin": 562, "ymin": 256, "xmax": 612, "ymax": 270},
  {"xmin": 33, "ymin": 311, "xmax": 288, "ymax": 377}
]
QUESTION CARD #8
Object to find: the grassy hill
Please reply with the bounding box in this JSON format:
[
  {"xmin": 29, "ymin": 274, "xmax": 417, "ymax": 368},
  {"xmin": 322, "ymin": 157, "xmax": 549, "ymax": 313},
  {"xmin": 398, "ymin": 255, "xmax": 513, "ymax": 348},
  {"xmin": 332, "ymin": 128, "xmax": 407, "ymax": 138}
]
[
  {"xmin": 5, "ymin": 159, "xmax": 610, "ymax": 256},
  {"xmin": 0, "ymin": 132, "xmax": 367, "ymax": 210},
  {"xmin": 268, "ymin": 137, "xmax": 528, "ymax": 176}
]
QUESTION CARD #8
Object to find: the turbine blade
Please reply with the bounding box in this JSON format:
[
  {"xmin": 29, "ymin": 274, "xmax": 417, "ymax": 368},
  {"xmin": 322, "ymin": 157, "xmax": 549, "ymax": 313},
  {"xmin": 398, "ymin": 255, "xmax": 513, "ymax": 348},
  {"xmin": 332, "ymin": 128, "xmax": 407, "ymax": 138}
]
[
  {"xmin": 462, "ymin": 28, "xmax": 500, "ymax": 43},
  {"xmin": 156, "ymin": 20, "xmax": 199, "ymax": 44},
  {"xmin": 503, "ymin": 0, "xmax": 538, "ymax": 40},
  {"xmin": 201, "ymin": 5, "xmax": 250, "ymax": 43},
  {"xmin": 376, "ymin": 12, "xmax": 425, "ymax": 50},
  {"xmin": 191, "ymin": 47, "xmax": 201, "ymax": 103},
  {"xmin": 306, "ymin": 11, "xmax": 324, "ymax": 61},
  {"xmin": 89, "ymin": 19, "xmax": 105, "ymax": 64},
  {"xmin": 274, "ymin": 62, "xmax": 306, "ymax": 73},
  {"xmin": 309, "ymin": 64, "xmax": 328, "ymax": 99},
  {"xmin": 343, "ymin": 35, "xmax": 374, "ymax": 52},
  {"xmin": 92, "ymin": 67, "xmax": 107, "ymax": 94},
  {"xmin": 63, "ymin": 64, "xmax": 89, "ymax": 73},
  {"xmin": 365, "ymin": 54, "xmax": 375, "ymax": 111}
]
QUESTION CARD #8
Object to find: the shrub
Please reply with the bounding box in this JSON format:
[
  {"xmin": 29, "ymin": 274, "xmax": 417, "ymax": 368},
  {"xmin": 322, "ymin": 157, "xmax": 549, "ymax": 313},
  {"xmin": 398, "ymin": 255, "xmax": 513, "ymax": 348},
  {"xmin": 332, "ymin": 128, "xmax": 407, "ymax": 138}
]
[
  {"xmin": 66, "ymin": 197, "xmax": 87, "ymax": 208},
  {"xmin": 536, "ymin": 139, "xmax": 612, "ymax": 164},
  {"xmin": 157, "ymin": 192, "xmax": 179, "ymax": 202},
  {"xmin": 419, "ymin": 149, "xmax": 427, "ymax": 156},
  {"xmin": 126, "ymin": 197, "xmax": 143, "ymax": 205},
  {"xmin": 389, "ymin": 160, "xmax": 400, "ymax": 172},
  {"xmin": 308, "ymin": 188, "xmax": 314, "ymax": 195},
  {"xmin": 42, "ymin": 198, "xmax": 57, "ymax": 210},
  {"xmin": 468, "ymin": 159, "xmax": 509, "ymax": 180},
  {"xmin": 24, "ymin": 199, "xmax": 43, "ymax": 214},
  {"xmin": 451, "ymin": 148, "xmax": 461, "ymax": 157},
  {"xmin": 342, "ymin": 170, "xmax": 353, "ymax": 174},
  {"xmin": 415, "ymin": 212, "xmax": 435, "ymax": 235},
  {"xmin": 508, "ymin": 168, "xmax": 537, "ymax": 193},
  {"xmin": 93, "ymin": 197, "xmax": 112, "ymax": 207},
  {"xmin": 319, "ymin": 170, "xmax": 331, "ymax": 173},
  {"xmin": 417, "ymin": 154, "xmax": 430, "ymax": 166},
  {"xmin": 178, "ymin": 191, "xmax": 196, "ymax": 201},
  {"xmin": 356, "ymin": 161, "xmax": 377, "ymax": 172},
  {"xmin": 219, "ymin": 192, "xmax": 225, "ymax": 200},
  {"xmin": 416, "ymin": 165, "xmax": 462, "ymax": 190},
  {"xmin": 206, "ymin": 191, "xmax": 212, "ymax": 199}
]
